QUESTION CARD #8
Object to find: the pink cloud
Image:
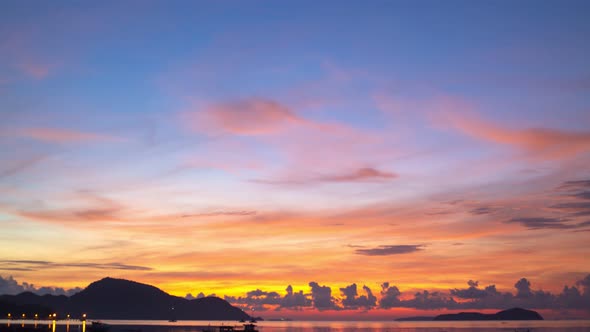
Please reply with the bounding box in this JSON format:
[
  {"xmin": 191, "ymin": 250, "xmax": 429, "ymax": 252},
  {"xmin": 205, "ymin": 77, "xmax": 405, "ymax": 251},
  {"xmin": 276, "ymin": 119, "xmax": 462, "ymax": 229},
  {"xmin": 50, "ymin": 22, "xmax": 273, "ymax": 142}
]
[
  {"xmin": 187, "ymin": 98, "xmax": 305, "ymax": 136},
  {"xmin": 255, "ymin": 167, "xmax": 397, "ymax": 185},
  {"xmin": 320, "ymin": 167, "xmax": 397, "ymax": 182},
  {"xmin": 17, "ymin": 61, "xmax": 53, "ymax": 79},
  {"xmin": 13, "ymin": 127, "xmax": 121, "ymax": 143},
  {"xmin": 440, "ymin": 111, "xmax": 590, "ymax": 160}
]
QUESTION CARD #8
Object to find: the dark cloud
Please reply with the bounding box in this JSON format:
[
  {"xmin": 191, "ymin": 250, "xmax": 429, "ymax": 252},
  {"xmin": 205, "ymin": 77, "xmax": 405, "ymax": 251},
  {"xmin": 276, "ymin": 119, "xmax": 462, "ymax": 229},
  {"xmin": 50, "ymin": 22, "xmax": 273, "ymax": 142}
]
[
  {"xmin": 339, "ymin": 283, "xmax": 376, "ymax": 309},
  {"xmin": 0, "ymin": 275, "xmax": 81, "ymax": 296},
  {"xmin": 220, "ymin": 275, "xmax": 590, "ymax": 312},
  {"xmin": 515, "ymin": 278, "xmax": 533, "ymax": 298},
  {"xmin": 403, "ymin": 290, "xmax": 456, "ymax": 310},
  {"xmin": 280, "ymin": 285, "xmax": 311, "ymax": 309},
  {"xmin": 551, "ymin": 201, "xmax": 590, "ymax": 218},
  {"xmin": 450, "ymin": 280, "xmax": 493, "ymax": 299},
  {"xmin": 355, "ymin": 245, "xmax": 423, "ymax": 256},
  {"xmin": 506, "ymin": 217, "xmax": 590, "ymax": 230},
  {"xmin": 470, "ymin": 207, "xmax": 495, "ymax": 215},
  {"xmin": 224, "ymin": 285, "xmax": 310, "ymax": 311},
  {"xmin": 573, "ymin": 191, "xmax": 590, "ymax": 200},
  {"xmin": 506, "ymin": 217, "xmax": 576, "ymax": 229},
  {"xmin": 558, "ymin": 180, "xmax": 590, "ymax": 190},
  {"xmin": 0, "ymin": 260, "xmax": 152, "ymax": 271},
  {"xmin": 308, "ymin": 282, "xmax": 337, "ymax": 310},
  {"xmin": 379, "ymin": 282, "xmax": 401, "ymax": 308}
]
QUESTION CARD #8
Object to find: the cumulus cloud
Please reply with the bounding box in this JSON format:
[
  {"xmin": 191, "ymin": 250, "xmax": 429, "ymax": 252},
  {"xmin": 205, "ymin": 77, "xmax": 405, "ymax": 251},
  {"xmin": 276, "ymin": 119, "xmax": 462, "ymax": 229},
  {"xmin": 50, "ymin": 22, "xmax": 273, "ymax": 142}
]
[
  {"xmin": 0, "ymin": 275, "xmax": 81, "ymax": 296},
  {"xmin": 379, "ymin": 282, "xmax": 402, "ymax": 309},
  {"xmin": 221, "ymin": 275, "xmax": 590, "ymax": 312},
  {"xmin": 339, "ymin": 283, "xmax": 377, "ymax": 309},
  {"xmin": 308, "ymin": 281, "xmax": 337, "ymax": 310},
  {"xmin": 450, "ymin": 280, "xmax": 493, "ymax": 299},
  {"xmin": 280, "ymin": 285, "xmax": 311, "ymax": 309},
  {"xmin": 355, "ymin": 245, "xmax": 423, "ymax": 256},
  {"xmin": 224, "ymin": 286, "xmax": 310, "ymax": 312}
]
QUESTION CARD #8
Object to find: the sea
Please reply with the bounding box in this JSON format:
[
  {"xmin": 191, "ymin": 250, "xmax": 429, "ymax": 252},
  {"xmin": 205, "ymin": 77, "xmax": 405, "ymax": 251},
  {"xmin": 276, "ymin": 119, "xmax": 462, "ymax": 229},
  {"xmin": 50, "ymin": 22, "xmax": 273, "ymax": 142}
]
[{"xmin": 3, "ymin": 319, "xmax": 590, "ymax": 332}]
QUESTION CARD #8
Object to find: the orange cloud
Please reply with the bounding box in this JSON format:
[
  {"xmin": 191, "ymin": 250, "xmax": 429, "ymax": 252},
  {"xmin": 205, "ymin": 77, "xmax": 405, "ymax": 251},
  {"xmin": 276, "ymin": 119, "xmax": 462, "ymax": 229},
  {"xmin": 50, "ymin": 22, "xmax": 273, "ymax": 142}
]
[
  {"xmin": 439, "ymin": 110, "xmax": 590, "ymax": 160},
  {"xmin": 13, "ymin": 127, "xmax": 121, "ymax": 143}
]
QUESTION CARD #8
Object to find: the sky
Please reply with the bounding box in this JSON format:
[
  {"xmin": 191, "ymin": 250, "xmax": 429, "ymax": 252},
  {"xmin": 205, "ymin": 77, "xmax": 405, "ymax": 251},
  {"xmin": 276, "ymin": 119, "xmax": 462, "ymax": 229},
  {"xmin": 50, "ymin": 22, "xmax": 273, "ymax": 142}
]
[{"xmin": 1, "ymin": 0, "xmax": 590, "ymax": 320}]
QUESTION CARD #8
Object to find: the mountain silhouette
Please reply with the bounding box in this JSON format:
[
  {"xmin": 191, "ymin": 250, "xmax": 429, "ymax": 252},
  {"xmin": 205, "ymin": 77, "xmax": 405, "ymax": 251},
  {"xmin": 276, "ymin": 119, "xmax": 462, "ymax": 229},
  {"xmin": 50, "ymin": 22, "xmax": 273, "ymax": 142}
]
[
  {"xmin": 0, "ymin": 277, "xmax": 250, "ymax": 320},
  {"xmin": 434, "ymin": 307, "xmax": 543, "ymax": 321}
]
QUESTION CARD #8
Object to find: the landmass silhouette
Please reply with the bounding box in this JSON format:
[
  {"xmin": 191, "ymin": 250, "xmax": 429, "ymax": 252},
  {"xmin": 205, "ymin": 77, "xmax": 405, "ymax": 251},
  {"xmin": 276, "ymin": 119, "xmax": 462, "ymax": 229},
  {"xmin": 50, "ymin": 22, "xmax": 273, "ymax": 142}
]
[
  {"xmin": 433, "ymin": 307, "xmax": 543, "ymax": 321},
  {"xmin": 0, "ymin": 277, "xmax": 250, "ymax": 321}
]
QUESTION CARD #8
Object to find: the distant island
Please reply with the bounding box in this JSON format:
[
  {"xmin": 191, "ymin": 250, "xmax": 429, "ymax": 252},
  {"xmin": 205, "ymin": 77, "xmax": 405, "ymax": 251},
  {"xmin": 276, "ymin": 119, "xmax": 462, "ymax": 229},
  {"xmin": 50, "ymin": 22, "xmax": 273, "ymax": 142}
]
[
  {"xmin": 434, "ymin": 308, "xmax": 543, "ymax": 321},
  {"xmin": 0, "ymin": 277, "xmax": 250, "ymax": 321}
]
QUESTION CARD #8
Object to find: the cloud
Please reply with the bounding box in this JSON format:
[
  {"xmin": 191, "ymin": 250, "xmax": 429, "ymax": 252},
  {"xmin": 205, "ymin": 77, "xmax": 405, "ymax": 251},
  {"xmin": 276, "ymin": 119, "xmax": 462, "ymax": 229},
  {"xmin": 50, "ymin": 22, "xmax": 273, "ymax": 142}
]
[
  {"xmin": 10, "ymin": 127, "xmax": 121, "ymax": 143},
  {"xmin": 558, "ymin": 180, "xmax": 590, "ymax": 190},
  {"xmin": 469, "ymin": 206, "xmax": 495, "ymax": 215},
  {"xmin": 450, "ymin": 280, "xmax": 498, "ymax": 299},
  {"xmin": 181, "ymin": 210, "xmax": 257, "ymax": 218},
  {"xmin": 355, "ymin": 245, "xmax": 423, "ymax": 256},
  {"xmin": 308, "ymin": 281, "xmax": 337, "ymax": 310},
  {"xmin": 254, "ymin": 167, "xmax": 397, "ymax": 185},
  {"xmin": 280, "ymin": 285, "xmax": 311, "ymax": 309},
  {"xmin": 220, "ymin": 275, "xmax": 590, "ymax": 312},
  {"xmin": 16, "ymin": 61, "xmax": 53, "ymax": 79},
  {"xmin": 515, "ymin": 278, "xmax": 533, "ymax": 298},
  {"xmin": 573, "ymin": 192, "xmax": 590, "ymax": 200},
  {"xmin": 506, "ymin": 217, "xmax": 574, "ymax": 230},
  {"xmin": 187, "ymin": 98, "xmax": 304, "ymax": 136},
  {"xmin": 0, "ymin": 260, "xmax": 152, "ymax": 271},
  {"xmin": 506, "ymin": 217, "xmax": 590, "ymax": 230},
  {"xmin": 439, "ymin": 110, "xmax": 590, "ymax": 160},
  {"xmin": 379, "ymin": 282, "xmax": 401, "ymax": 309},
  {"xmin": 318, "ymin": 168, "xmax": 397, "ymax": 183},
  {"xmin": 0, "ymin": 275, "xmax": 81, "ymax": 296},
  {"xmin": 224, "ymin": 285, "xmax": 311, "ymax": 312},
  {"xmin": 0, "ymin": 156, "xmax": 46, "ymax": 179},
  {"xmin": 339, "ymin": 283, "xmax": 377, "ymax": 309}
]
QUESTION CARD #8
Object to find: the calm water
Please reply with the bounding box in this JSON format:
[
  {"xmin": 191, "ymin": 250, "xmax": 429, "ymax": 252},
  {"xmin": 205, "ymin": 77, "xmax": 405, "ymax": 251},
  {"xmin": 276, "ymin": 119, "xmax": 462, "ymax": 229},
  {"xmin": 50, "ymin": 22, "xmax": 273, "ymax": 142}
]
[{"xmin": 3, "ymin": 319, "xmax": 590, "ymax": 332}]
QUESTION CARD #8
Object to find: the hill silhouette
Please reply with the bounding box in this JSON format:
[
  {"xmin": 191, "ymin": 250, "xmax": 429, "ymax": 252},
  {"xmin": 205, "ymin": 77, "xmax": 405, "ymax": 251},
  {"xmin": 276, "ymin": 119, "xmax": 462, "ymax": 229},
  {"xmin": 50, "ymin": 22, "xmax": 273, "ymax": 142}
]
[
  {"xmin": 0, "ymin": 277, "xmax": 250, "ymax": 320},
  {"xmin": 434, "ymin": 307, "xmax": 543, "ymax": 321}
]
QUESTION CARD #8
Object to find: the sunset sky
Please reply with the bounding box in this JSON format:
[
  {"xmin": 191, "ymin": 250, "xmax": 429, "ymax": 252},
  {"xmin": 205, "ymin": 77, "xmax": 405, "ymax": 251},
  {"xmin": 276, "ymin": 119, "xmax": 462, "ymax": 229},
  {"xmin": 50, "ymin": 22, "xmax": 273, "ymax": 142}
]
[{"xmin": 1, "ymin": 0, "xmax": 590, "ymax": 320}]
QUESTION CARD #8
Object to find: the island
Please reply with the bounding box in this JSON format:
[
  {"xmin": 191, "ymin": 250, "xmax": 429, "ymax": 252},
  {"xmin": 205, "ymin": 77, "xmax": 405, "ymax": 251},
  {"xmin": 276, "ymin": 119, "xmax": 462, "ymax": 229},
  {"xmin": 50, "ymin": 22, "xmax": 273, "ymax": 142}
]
[
  {"xmin": 0, "ymin": 277, "xmax": 250, "ymax": 321},
  {"xmin": 434, "ymin": 308, "xmax": 543, "ymax": 321}
]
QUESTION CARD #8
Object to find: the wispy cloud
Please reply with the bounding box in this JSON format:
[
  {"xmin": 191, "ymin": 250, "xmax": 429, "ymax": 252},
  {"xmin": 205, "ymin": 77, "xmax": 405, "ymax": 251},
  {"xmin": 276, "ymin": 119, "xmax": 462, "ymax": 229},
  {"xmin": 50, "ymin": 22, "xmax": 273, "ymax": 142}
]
[
  {"xmin": 319, "ymin": 168, "xmax": 397, "ymax": 182},
  {"xmin": 439, "ymin": 110, "xmax": 590, "ymax": 160},
  {"xmin": 10, "ymin": 127, "xmax": 121, "ymax": 143},
  {"xmin": 0, "ymin": 156, "xmax": 46, "ymax": 179},
  {"xmin": 355, "ymin": 245, "xmax": 424, "ymax": 256},
  {"xmin": 254, "ymin": 167, "xmax": 397, "ymax": 185},
  {"xmin": 186, "ymin": 98, "xmax": 305, "ymax": 136},
  {"xmin": 0, "ymin": 260, "xmax": 152, "ymax": 271}
]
